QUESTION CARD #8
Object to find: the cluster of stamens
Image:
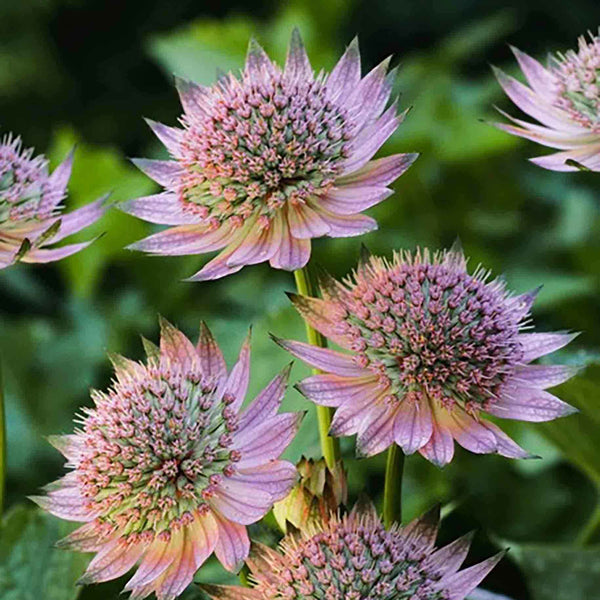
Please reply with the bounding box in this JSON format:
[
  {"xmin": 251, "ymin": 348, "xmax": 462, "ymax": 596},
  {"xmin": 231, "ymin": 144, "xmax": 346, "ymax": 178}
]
[
  {"xmin": 255, "ymin": 513, "xmax": 447, "ymax": 600},
  {"xmin": 331, "ymin": 251, "xmax": 524, "ymax": 412},
  {"xmin": 552, "ymin": 31, "xmax": 600, "ymax": 130},
  {"xmin": 174, "ymin": 70, "xmax": 352, "ymax": 230},
  {"xmin": 0, "ymin": 135, "xmax": 56, "ymax": 225},
  {"xmin": 76, "ymin": 360, "xmax": 240, "ymax": 543}
]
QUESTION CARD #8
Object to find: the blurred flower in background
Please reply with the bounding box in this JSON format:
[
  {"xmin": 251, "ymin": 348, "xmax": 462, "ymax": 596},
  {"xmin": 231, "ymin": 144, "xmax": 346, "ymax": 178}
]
[
  {"xmin": 32, "ymin": 319, "xmax": 302, "ymax": 600},
  {"xmin": 122, "ymin": 30, "xmax": 417, "ymax": 281},
  {"xmin": 202, "ymin": 502, "xmax": 503, "ymax": 600},
  {"xmin": 494, "ymin": 31, "xmax": 600, "ymax": 171},
  {"xmin": 0, "ymin": 134, "xmax": 107, "ymax": 268},
  {"xmin": 276, "ymin": 246, "xmax": 579, "ymax": 466}
]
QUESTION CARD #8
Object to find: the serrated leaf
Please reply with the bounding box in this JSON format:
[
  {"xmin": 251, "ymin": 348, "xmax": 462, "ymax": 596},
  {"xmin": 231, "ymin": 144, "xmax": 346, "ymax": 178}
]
[{"xmin": 0, "ymin": 504, "xmax": 89, "ymax": 600}]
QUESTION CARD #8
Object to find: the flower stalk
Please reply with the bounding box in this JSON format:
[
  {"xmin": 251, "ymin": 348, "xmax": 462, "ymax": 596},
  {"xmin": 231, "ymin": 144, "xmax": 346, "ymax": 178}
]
[
  {"xmin": 0, "ymin": 361, "xmax": 4, "ymax": 521},
  {"xmin": 294, "ymin": 266, "xmax": 340, "ymax": 470},
  {"xmin": 383, "ymin": 444, "xmax": 404, "ymax": 528}
]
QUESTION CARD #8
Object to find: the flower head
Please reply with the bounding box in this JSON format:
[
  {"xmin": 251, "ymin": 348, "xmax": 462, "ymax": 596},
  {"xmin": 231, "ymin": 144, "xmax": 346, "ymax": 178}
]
[
  {"xmin": 494, "ymin": 31, "xmax": 600, "ymax": 171},
  {"xmin": 32, "ymin": 318, "xmax": 302, "ymax": 600},
  {"xmin": 122, "ymin": 30, "xmax": 417, "ymax": 280},
  {"xmin": 273, "ymin": 457, "xmax": 347, "ymax": 533},
  {"xmin": 202, "ymin": 503, "xmax": 503, "ymax": 600},
  {"xmin": 0, "ymin": 133, "xmax": 107, "ymax": 267},
  {"xmin": 274, "ymin": 246, "xmax": 578, "ymax": 465}
]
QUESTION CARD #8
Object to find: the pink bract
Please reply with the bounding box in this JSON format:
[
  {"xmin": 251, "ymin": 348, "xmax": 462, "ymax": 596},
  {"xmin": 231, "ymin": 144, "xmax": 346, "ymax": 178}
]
[
  {"xmin": 0, "ymin": 133, "xmax": 107, "ymax": 267},
  {"xmin": 275, "ymin": 246, "xmax": 578, "ymax": 466},
  {"xmin": 122, "ymin": 30, "xmax": 417, "ymax": 280},
  {"xmin": 494, "ymin": 32, "xmax": 600, "ymax": 171},
  {"xmin": 32, "ymin": 318, "xmax": 302, "ymax": 600},
  {"xmin": 202, "ymin": 502, "xmax": 503, "ymax": 599}
]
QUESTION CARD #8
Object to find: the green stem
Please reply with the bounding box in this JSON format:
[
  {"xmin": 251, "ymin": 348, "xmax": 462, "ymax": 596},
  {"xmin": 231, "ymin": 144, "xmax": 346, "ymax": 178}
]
[
  {"xmin": 0, "ymin": 360, "xmax": 4, "ymax": 521},
  {"xmin": 577, "ymin": 500, "xmax": 600, "ymax": 545},
  {"xmin": 383, "ymin": 444, "xmax": 404, "ymax": 529},
  {"xmin": 293, "ymin": 267, "xmax": 340, "ymax": 470}
]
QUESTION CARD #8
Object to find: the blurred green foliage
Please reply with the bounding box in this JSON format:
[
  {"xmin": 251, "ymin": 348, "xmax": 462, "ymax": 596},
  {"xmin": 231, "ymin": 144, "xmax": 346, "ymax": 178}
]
[{"xmin": 1, "ymin": 1, "xmax": 600, "ymax": 599}]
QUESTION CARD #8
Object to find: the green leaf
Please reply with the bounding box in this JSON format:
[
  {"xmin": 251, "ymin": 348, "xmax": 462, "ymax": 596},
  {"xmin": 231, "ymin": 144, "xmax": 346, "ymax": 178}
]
[
  {"xmin": 538, "ymin": 364, "xmax": 600, "ymax": 488},
  {"xmin": 509, "ymin": 542, "xmax": 600, "ymax": 600},
  {"xmin": 0, "ymin": 504, "xmax": 89, "ymax": 600}
]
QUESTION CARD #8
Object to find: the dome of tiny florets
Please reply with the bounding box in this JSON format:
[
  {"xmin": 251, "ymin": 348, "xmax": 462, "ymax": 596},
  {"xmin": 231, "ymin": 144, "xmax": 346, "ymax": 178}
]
[
  {"xmin": 203, "ymin": 504, "xmax": 503, "ymax": 600},
  {"xmin": 0, "ymin": 134, "xmax": 58, "ymax": 224},
  {"xmin": 335, "ymin": 248, "xmax": 524, "ymax": 411}
]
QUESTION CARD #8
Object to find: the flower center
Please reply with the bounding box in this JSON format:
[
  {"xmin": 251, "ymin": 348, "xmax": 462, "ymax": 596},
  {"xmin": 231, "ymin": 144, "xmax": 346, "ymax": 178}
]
[
  {"xmin": 259, "ymin": 517, "xmax": 446, "ymax": 599},
  {"xmin": 552, "ymin": 33, "xmax": 600, "ymax": 129},
  {"xmin": 0, "ymin": 137, "xmax": 53, "ymax": 225},
  {"xmin": 78, "ymin": 363, "xmax": 240, "ymax": 538},
  {"xmin": 176, "ymin": 71, "xmax": 352, "ymax": 229},
  {"xmin": 340, "ymin": 257, "xmax": 523, "ymax": 410}
]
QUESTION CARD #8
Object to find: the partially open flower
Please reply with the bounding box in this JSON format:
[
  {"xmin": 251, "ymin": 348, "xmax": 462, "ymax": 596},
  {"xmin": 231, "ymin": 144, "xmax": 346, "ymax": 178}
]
[
  {"xmin": 273, "ymin": 457, "xmax": 347, "ymax": 533},
  {"xmin": 32, "ymin": 318, "xmax": 302, "ymax": 600},
  {"xmin": 494, "ymin": 31, "xmax": 600, "ymax": 171},
  {"xmin": 0, "ymin": 133, "xmax": 107, "ymax": 267},
  {"xmin": 202, "ymin": 503, "xmax": 503, "ymax": 600},
  {"xmin": 122, "ymin": 30, "xmax": 417, "ymax": 280},
  {"xmin": 274, "ymin": 245, "xmax": 579, "ymax": 466}
]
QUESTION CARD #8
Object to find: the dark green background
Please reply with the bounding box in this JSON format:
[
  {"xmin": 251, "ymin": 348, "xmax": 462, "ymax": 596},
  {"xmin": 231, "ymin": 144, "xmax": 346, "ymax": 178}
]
[{"xmin": 2, "ymin": 1, "xmax": 600, "ymax": 599}]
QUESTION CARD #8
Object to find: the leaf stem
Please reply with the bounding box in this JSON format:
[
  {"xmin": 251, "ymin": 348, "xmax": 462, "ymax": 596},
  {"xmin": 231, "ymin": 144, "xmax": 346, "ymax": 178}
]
[
  {"xmin": 293, "ymin": 266, "xmax": 340, "ymax": 470},
  {"xmin": 383, "ymin": 444, "xmax": 404, "ymax": 528}
]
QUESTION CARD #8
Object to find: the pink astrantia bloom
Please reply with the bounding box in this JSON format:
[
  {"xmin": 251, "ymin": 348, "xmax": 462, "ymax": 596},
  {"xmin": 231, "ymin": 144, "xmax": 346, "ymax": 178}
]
[
  {"xmin": 274, "ymin": 246, "xmax": 579, "ymax": 466},
  {"xmin": 32, "ymin": 318, "xmax": 302, "ymax": 600},
  {"xmin": 494, "ymin": 31, "xmax": 600, "ymax": 171},
  {"xmin": 0, "ymin": 133, "xmax": 107, "ymax": 267},
  {"xmin": 202, "ymin": 503, "xmax": 503, "ymax": 600},
  {"xmin": 121, "ymin": 30, "xmax": 417, "ymax": 280}
]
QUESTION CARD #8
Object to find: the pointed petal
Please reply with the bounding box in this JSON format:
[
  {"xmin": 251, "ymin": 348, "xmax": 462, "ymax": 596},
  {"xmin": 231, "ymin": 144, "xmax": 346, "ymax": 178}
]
[
  {"xmin": 269, "ymin": 228, "xmax": 311, "ymax": 270},
  {"xmin": 287, "ymin": 203, "xmax": 331, "ymax": 238},
  {"xmin": 245, "ymin": 38, "xmax": 277, "ymax": 81},
  {"xmin": 132, "ymin": 158, "xmax": 185, "ymax": 187},
  {"xmin": 486, "ymin": 386, "xmax": 577, "ymax": 422},
  {"xmin": 126, "ymin": 224, "xmax": 220, "ymax": 255},
  {"xmin": 329, "ymin": 384, "xmax": 385, "ymax": 436},
  {"xmin": 232, "ymin": 461, "xmax": 298, "ymax": 501},
  {"xmin": 175, "ymin": 77, "xmax": 209, "ymax": 116},
  {"xmin": 315, "ymin": 206, "xmax": 378, "ymax": 237},
  {"xmin": 356, "ymin": 400, "xmax": 398, "ymax": 456},
  {"xmin": 425, "ymin": 531, "xmax": 475, "ymax": 576},
  {"xmin": 512, "ymin": 364, "xmax": 579, "ymax": 389},
  {"xmin": 336, "ymin": 153, "xmax": 418, "ymax": 187},
  {"xmin": 296, "ymin": 373, "xmax": 379, "ymax": 407},
  {"xmin": 145, "ymin": 119, "xmax": 184, "ymax": 157},
  {"xmin": 419, "ymin": 417, "xmax": 455, "ymax": 467},
  {"xmin": 443, "ymin": 409, "xmax": 498, "ymax": 455},
  {"xmin": 48, "ymin": 149, "xmax": 74, "ymax": 198},
  {"xmin": 284, "ymin": 29, "xmax": 313, "ymax": 83},
  {"xmin": 529, "ymin": 144, "xmax": 600, "ymax": 171},
  {"xmin": 319, "ymin": 185, "xmax": 392, "ymax": 215},
  {"xmin": 20, "ymin": 240, "xmax": 94, "ymax": 263},
  {"xmin": 211, "ymin": 480, "xmax": 276, "ymax": 524},
  {"xmin": 196, "ymin": 321, "xmax": 227, "ymax": 384},
  {"xmin": 393, "ymin": 397, "xmax": 434, "ymax": 454},
  {"xmin": 48, "ymin": 196, "xmax": 108, "ymax": 243},
  {"xmin": 271, "ymin": 337, "xmax": 370, "ymax": 377},
  {"xmin": 326, "ymin": 37, "xmax": 361, "ymax": 101},
  {"xmin": 120, "ymin": 193, "xmax": 200, "ymax": 226},
  {"xmin": 480, "ymin": 420, "xmax": 535, "ymax": 459},
  {"xmin": 438, "ymin": 552, "xmax": 505, "ymax": 600},
  {"xmin": 225, "ymin": 215, "xmax": 282, "ymax": 267},
  {"xmin": 79, "ymin": 538, "xmax": 146, "ymax": 584},
  {"xmin": 223, "ymin": 329, "xmax": 251, "ymax": 411},
  {"xmin": 154, "ymin": 529, "xmax": 197, "ymax": 600},
  {"xmin": 238, "ymin": 363, "xmax": 291, "ymax": 431},
  {"xmin": 124, "ymin": 535, "xmax": 177, "ymax": 591},
  {"xmin": 159, "ymin": 317, "xmax": 199, "ymax": 372},
  {"xmin": 213, "ymin": 512, "xmax": 250, "ymax": 573},
  {"xmin": 519, "ymin": 331, "xmax": 579, "ymax": 362},
  {"xmin": 402, "ymin": 505, "xmax": 440, "ymax": 549},
  {"xmin": 511, "ymin": 46, "xmax": 556, "ymax": 96}
]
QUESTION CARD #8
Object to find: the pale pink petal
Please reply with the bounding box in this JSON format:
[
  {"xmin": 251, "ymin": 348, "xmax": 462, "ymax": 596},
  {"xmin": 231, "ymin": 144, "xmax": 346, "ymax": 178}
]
[
  {"xmin": 79, "ymin": 537, "xmax": 146, "ymax": 584},
  {"xmin": 336, "ymin": 153, "xmax": 419, "ymax": 187},
  {"xmin": 530, "ymin": 144, "xmax": 600, "ymax": 171},
  {"xmin": 159, "ymin": 316, "xmax": 199, "ymax": 372},
  {"xmin": 20, "ymin": 240, "xmax": 94, "ymax": 263},
  {"xmin": 402, "ymin": 505, "xmax": 440, "ymax": 549},
  {"xmin": 269, "ymin": 228, "xmax": 311, "ymax": 270},
  {"xmin": 315, "ymin": 206, "xmax": 378, "ymax": 238},
  {"xmin": 245, "ymin": 38, "xmax": 278, "ymax": 81},
  {"xmin": 272, "ymin": 337, "xmax": 371, "ymax": 377},
  {"xmin": 189, "ymin": 511, "xmax": 219, "ymax": 568},
  {"xmin": 319, "ymin": 185, "xmax": 393, "ymax": 215},
  {"xmin": 512, "ymin": 364, "xmax": 579, "ymax": 389},
  {"xmin": 47, "ymin": 149, "xmax": 74, "ymax": 199},
  {"xmin": 131, "ymin": 159, "xmax": 185, "ymax": 187},
  {"xmin": 284, "ymin": 28, "xmax": 313, "ymax": 83},
  {"xmin": 437, "ymin": 552, "xmax": 505, "ymax": 600},
  {"xmin": 211, "ymin": 480, "xmax": 276, "ymax": 524},
  {"xmin": 519, "ymin": 331, "xmax": 579, "ymax": 362},
  {"xmin": 175, "ymin": 77, "xmax": 210, "ymax": 116},
  {"xmin": 223, "ymin": 329, "xmax": 251, "ymax": 411},
  {"xmin": 213, "ymin": 512, "xmax": 250, "ymax": 572},
  {"xmin": 120, "ymin": 193, "xmax": 200, "ymax": 226},
  {"xmin": 154, "ymin": 529, "xmax": 197, "ymax": 600},
  {"xmin": 56, "ymin": 521, "xmax": 110, "ymax": 552},
  {"xmin": 48, "ymin": 196, "xmax": 108, "ymax": 242},
  {"xmin": 296, "ymin": 373, "xmax": 379, "ymax": 407},
  {"xmin": 510, "ymin": 46, "xmax": 556, "ymax": 96},
  {"xmin": 126, "ymin": 224, "xmax": 217, "ymax": 255},
  {"xmin": 486, "ymin": 386, "xmax": 577, "ymax": 422},
  {"xmin": 124, "ymin": 533, "xmax": 179, "ymax": 591},
  {"xmin": 419, "ymin": 418, "xmax": 455, "ymax": 467},
  {"xmin": 480, "ymin": 421, "xmax": 535, "ymax": 459},
  {"xmin": 145, "ymin": 119, "xmax": 184, "ymax": 157},
  {"xmin": 286, "ymin": 203, "xmax": 331, "ymax": 238},
  {"xmin": 196, "ymin": 321, "xmax": 227, "ymax": 385},
  {"xmin": 443, "ymin": 409, "xmax": 498, "ymax": 455},
  {"xmin": 30, "ymin": 489, "xmax": 96, "ymax": 522},
  {"xmin": 230, "ymin": 461, "xmax": 298, "ymax": 501},
  {"xmin": 225, "ymin": 214, "xmax": 283, "ymax": 267},
  {"xmin": 329, "ymin": 384, "xmax": 386, "ymax": 436},
  {"xmin": 393, "ymin": 397, "xmax": 434, "ymax": 454},
  {"xmin": 326, "ymin": 37, "xmax": 361, "ymax": 102},
  {"xmin": 424, "ymin": 531, "xmax": 474, "ymax": 576},
  {"xmin": 235, "ymin": 412, "xmax": 304, "ymax": 468},
  {"xmin": 356, "ymin": 400, "xmax": 398, "ymax": 457}
]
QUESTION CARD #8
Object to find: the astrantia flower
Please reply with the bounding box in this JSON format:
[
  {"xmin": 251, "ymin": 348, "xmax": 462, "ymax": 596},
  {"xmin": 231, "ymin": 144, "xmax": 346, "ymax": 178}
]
[
  {"xmin": 202, "ymin": 503, "xmax": 503, "ymax": 600},
  {"xmin": 32, "ymin": 318, "xmax": 302, "ymax": 600},
  {"xmin": 274, "ymin": 246, "xmax": 579, "ymax": 466},
  {"xmin": 0, "ymin": 133, "xmax": 106, "ymax": 267},
  {"xmin": 494, "ymin": 32, "xmax": 600, "ymax": 171},
  {"xmin": 121, "ymin": 30, "xmax": 417, "ymax": 280}
]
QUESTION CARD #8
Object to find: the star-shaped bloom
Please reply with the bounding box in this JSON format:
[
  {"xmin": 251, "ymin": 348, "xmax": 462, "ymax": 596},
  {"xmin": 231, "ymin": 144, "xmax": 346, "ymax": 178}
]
[
  {"xmin": 33, "ymin": 319, "xmax": 302, "ymax": 600},
  {"xmin": 494, "ymin": 31, "xmax": 600, "ymax": 171},
  {"xmin": 0, "ymin": 133, "xmax": 107, "ymax": 267},
  {"xmin": 122, "ymin": 30, "xmax": 417, "ymax": 280},
  {"xmin": 274, "ymin": 246, "xmax": 579, "ymax": 466}
]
